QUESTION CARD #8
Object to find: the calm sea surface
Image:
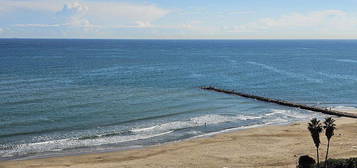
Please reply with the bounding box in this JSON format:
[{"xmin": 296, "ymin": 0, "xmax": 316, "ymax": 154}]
[{"xmin": 1, "ymin": 39, "xmax": 357, "ymax": 160}]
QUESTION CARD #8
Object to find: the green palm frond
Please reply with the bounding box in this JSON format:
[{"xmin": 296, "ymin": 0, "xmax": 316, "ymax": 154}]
[
  {"xmin": 308, "ymin": 118, "xmax": 323, "ymax": 148},
  {"xmin": 324, "ymin": 117, "xmax": 336, "ymax": 140}
]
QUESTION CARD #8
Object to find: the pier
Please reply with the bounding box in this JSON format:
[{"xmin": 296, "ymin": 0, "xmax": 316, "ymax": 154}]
[{"xmin": 200, "ymin": 86, "xmax": 357, "ymax": 118}]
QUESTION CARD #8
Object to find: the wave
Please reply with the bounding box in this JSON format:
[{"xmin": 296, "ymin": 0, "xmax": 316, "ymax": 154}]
[
  {"xmin": 2, "ymin": 114, "xmax": 262, "ymax": 158},
  {"xmin": 265, "ymin": 109, "xmax": 321, "ymax": 120},
  {"xmin": 317, "ymin": 72, "xmax": 357, "ymax": 82},
  {"xmin": 332, "ymin": 106, "xmax": 357, "ymax": 113},
  {"xmin": 191, "ymin": 124, "xmax": 264, "ymax": 139},
  {"xmin": 0, "ymin": 131, "xmax": 173, "ymax": 158},
  {"xmin": 86, "ymin": 66, "xmax": 123, "ymax": 76},
  {"xmin": 131, "ymin": 114, "xmax": 261, "ymax": 134},
  {"xmin": 336, "ymin": 59, "xmax": 357, "ymax": 64},
  {"xmin": 0, "ymin": 109, "xmax": 324, "ymax": 160},
  {"xmin": 0, "ymin": 117, "xmax": 54, "ymax": 129},
  {"xmin": 265, "ymin": 109, "xmax": 310, "ymax": 119},
  {"xmin": 99, "ymin": 105, "xmax": 231, "ymax": 128},
  {"xmin": 0, "ymin": 78, "xmax": 54, "ymax": 86},
  {"xmin": 85, "ymin": 64, "xmax": 172, "ymax": 77},
  {"xmin": 188, "ymin": 73, "xmax": 204, "ymax": 78},
  {"xmin": 0, "ymin": 97, "xmax": 48, "ymax": 106},
  {"xmin": 1, "ymin": 107, "xmax": 234, "ymax": 139},
  {"xmin": 247, "ymin": 61, "xmax": 322, "ymax": 83},
  {"xmin": 190, "ymin": 109, "xmax": 320, "ymax": 139}
]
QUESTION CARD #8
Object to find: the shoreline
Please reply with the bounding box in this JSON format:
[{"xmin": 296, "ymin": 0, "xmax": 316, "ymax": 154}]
[
  {"xmin": 1, "ymin": 109, "xmax": 321, "ymax": 162},
  {"xmin": 1, "ymin": 120, "xmax": 282, "ymax": 161},
  {"xmin": 1, "ymin": 117, "xmax": 356, "ymax": 168}
]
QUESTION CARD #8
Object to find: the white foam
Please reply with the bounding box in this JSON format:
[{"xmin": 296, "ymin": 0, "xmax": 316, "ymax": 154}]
[
  {"xmin": 0, "ymin": 131, "xmax": 173, "ymax": 158},
  {"xmin": 265, "ymin": 109, "xmax": 320, "ymax": 119},
  {"xmin": 264, "ymin": 118, "xmax": 289, "ymax": 124},
  {"xmin": 131, "ymin": 114, "xmax": 261, "ymax": 134},
  {"xmin": 332, "ymin": 106, "xmax": 357, "ymax": 113},
  {"xmin": 189, "ymin": 73, "xmax": 203, "ymax": 78},
  {"xmin": 1, "ymin": 110, "xmax": 323, "ymax": 159},
  {"xmin": 336, "ymin": 59, "xmax": 357, "ymax": 64},
  {"xmin": 131, "ymin": 125, "xmax": 158, "ymax": 133},
  {"xmin": 262, "ymin": 109, "xmax": 318, "ymax": 125},
  {"xmin": 200, "ymin": 109, "xmax": 325, "ymax": 134},
  {"xmin": 86, "ymin": 66, "xmax": 123, "ymax": 76},
  {"xmin": 191, "ymin": 124, "xmax": 264, "ymax": 139},
  {"xmin": 265, "ymin": 109, "xmax": 294, "ymax": 116}
]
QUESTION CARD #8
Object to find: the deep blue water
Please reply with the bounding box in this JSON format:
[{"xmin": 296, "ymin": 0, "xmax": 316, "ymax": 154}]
[{"xmin": 1, "ymin": 39, "xmax": 357, "ymax": 160}]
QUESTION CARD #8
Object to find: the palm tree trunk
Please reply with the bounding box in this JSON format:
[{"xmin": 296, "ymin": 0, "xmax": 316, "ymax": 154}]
[
  {"xmin": 317, "ymin": 148, "xmax": 320, "ymax": 168},
  {"xmin": 325, "ymin": 140, "xmax": 330, "ymax": 168}
]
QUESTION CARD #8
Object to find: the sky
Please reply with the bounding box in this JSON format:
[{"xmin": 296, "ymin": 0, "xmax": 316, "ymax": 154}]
[{"xmin": 1, "ymin": 0, "xmax": 357, "ymax": 39}]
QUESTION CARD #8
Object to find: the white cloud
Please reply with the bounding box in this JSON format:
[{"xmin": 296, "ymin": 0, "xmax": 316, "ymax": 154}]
[
  {"xmin": 1, "ymin": 1, "xmax": 169, "ymax": 29},
  {"xmin": 231, "ymin": 10, "xmax": 357, "ymax": 34},
  {"xmin": 15, "ymin": 24, "xmax": 61, "ymax": 27},
  {"xmin": 13, "ymin": 2, "xmax": 96, "ymax": 30},
  {"xmin": 56, "ymin": 2, "xmax": 94, "ymax": 28},
  {"xmin": 59, "ymin": 1, "xmax": 169, "ymax": 29},
  {"xmin": 134, "ymin": 21, "xmax": 153, "ymax": 28},
  {"xmin": 56, "ymin": 2, "xmax": 88, "ymax": 19},
  {"xmin": 0, "ymin": 0, "xmax": 61, "ymax": 13},
  {"xmin": 110, "ymin": 22, "xmax": 196, "ymax": 30},
  {"xmin": 228, "ymin": 11, "xmax": 255, "ymax": 15},
  {"xmin": 0, "ymin": 28, "xmax": 3, "ymax": 33},
  {"xmin": 86, "ymin": 2, "xmax": 169, "ymax": 24}
]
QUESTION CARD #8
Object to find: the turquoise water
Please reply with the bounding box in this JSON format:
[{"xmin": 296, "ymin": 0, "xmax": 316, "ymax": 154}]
[{"xmin": 1, "ymin": 39, "xmax": 357, "ymax": 160}]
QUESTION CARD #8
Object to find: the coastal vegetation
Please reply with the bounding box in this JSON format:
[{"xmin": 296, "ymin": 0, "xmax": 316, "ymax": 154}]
[
  {"xmin": 299, "ymin": 117, "xmax": 354, "ymax": 168},
  {"xmin": 308, "ymin": 118, "xmax": 323, "ymax": 167},
  {"xmin": 320, "ymin": 158, "xmax": 357, "ymax": 168},
  {"xmin": 199, "ymin": 87, "xmax": 356, "ymax": 168},
  {"xmin": 323, "ymin": 117, "xmax": 336, "ymax": 168}
]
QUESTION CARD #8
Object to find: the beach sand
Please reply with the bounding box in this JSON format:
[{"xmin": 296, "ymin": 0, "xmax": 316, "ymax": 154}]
[{"xmin": 1, "ymin": 117, "xmax": 356, "ymax": 168}]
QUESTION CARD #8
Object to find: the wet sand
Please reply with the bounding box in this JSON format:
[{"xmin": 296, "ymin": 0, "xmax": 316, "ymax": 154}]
[{"xmin": 1, "ymin": 117, "xmax": 356, "ymax": 168}]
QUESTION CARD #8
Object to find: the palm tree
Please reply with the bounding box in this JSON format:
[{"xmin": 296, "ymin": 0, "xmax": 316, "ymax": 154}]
[
  {"xmin": 308, "ymin": 118, "xmax": 323, "ymax": 167},
  {"xmin": 323, "ymin": 117, "xmax": 336, "ymax": 168}
]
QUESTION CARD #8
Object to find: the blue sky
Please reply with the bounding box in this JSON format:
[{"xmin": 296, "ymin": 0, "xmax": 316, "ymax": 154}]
[{"xmin": 1, "ymin": 0, "xmax": 357, "ymax": 39}]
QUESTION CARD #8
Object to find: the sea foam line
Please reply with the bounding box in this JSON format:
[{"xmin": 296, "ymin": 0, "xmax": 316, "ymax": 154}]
[
  {"xmin": 247, "ymin": 61, "xmax": 322, "ymax": 83},
  {"xmin": 131, "ymin": 114, "xmax": 262, "ymax": 134},
  {"xmin": 317, "ymin": 72, "xmax": 357, "ymax": 82},
  {"xmin": 0, "ymin": 131, "xmax": 174, "ymax": 158},
  {"xmin": 336, "ymin": 59, "xmax": 357, "ymax": 64},
  {"xmin": 0, "ymin": 109, "xmax": 321, "ymax": 159}
]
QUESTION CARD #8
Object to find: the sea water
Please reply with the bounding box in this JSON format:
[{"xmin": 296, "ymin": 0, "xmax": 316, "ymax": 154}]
[{"xmin": 1, "ymin": 39, "xmax": 357, "ymax": 160}]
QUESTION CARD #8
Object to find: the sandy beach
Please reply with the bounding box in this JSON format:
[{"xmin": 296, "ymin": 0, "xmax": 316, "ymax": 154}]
[{"xmin": 1, "ymin": 117, "xmax": 356, "ymax": 168}]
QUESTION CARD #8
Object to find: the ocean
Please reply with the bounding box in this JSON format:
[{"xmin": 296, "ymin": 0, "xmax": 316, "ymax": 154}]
[{"xmin": 1, "ymin": 39, "xmax": 357, "ymax": 160}]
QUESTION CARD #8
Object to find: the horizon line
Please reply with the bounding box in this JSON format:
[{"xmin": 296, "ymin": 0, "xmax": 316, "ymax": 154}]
[{"xmin": 2, "ymin": 38, "xmax": 357, "ymax": 40}]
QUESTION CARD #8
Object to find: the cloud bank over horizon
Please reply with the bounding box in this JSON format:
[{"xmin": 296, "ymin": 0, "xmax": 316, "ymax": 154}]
[{"xmin": 1, "ymin": 0, "xmax": 357, "ymax": 39}]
